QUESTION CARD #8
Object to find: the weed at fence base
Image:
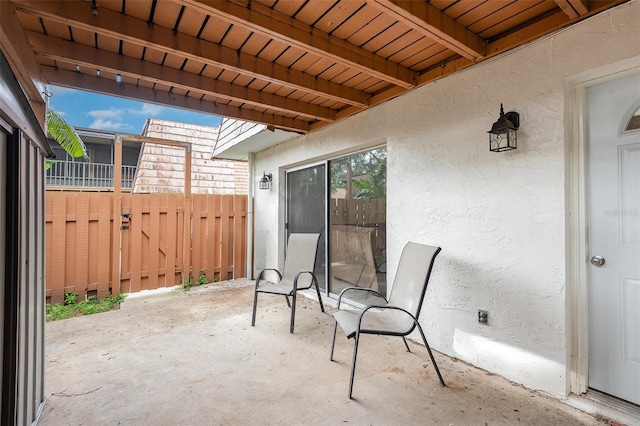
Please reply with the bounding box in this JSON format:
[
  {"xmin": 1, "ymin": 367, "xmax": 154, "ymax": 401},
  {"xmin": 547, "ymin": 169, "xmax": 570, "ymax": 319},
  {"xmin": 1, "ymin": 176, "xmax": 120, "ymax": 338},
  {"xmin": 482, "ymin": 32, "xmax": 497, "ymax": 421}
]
[{"xmin": 45, "ymin": 292, "xmax": 127, "ymax": 322}]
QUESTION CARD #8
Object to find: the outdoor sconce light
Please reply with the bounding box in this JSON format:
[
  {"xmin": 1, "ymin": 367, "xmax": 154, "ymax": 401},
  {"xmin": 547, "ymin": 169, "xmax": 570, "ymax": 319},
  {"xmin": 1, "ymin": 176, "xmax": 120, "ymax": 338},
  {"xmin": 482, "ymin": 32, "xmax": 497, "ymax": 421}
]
[
  {"xmin": 259, "ymin": 171, "xmax": 272, "ymax": 190},
  {"xmin": 488, "ymin": 104, "xmax": 520, "ymax": 152}
]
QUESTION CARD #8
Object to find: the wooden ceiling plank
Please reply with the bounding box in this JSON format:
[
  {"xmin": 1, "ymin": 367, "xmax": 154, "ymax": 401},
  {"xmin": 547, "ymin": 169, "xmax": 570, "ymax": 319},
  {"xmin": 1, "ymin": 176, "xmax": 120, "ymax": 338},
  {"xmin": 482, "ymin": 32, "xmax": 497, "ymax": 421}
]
[
  {"xmin": 476, "ymin": 2, "xmax": 556, "ymax": 39},
  {"xmin": 330, "ymin": 6, "xmax": 381, "ymax": 40},
  {"xmin": 368, "ymin": 0, "xmax": 486, "ymax": 60},
  {"xmin": 120, "ymin": 0, "xmax": 153, "ymax": 21},
  {"xmin": 469, "ymin": 1, "xmax": 546, "ymax": 36},
  {"xmin": 441, "ymin": 0, "xmax": 486, "ymax": 20},
  {"xmin": 238, "ymin": 32, "xmax": 272, "ymax": 56},
  {"xmin": 175, "ymin": 0, "xmax": 417, "ymax": 88},
  {"xmin": 176, "ymin": 7, "xmax": 208, "ymax": 37},
  {"xmin": 314, "ymin": 0, "xmax": 366, "ymax": 35},
  {"xmin": 29, "ymin": 32, "xmax": 334, "ymax": 122},
  {"xmin": 361, "ymin": 23, "xmax": 411, "ymax": 53},
  {"xmin": 219, "ymin": 24, "xmax": 253, "ymax": 50},
  {"xmin": 346, "ymin": 12, "xmax": 397, "ymax": 47},
  {"xmin": 292, "ymin": 0, "xmax": 337, "ymax": 26},
  {"xmin": 375, "ymin": 30, "xmax": 423, "ymax": 60},
  {"xmin": 14, "ymin": 0, "xmax": 369, "ymax": 107},
  {"xmin": 150, "ymin": 1, "xmax": 183, "ymax": 28},
  {"xmin": 43, "ymin": 66, "xmax": 311, "ymax": 133}
]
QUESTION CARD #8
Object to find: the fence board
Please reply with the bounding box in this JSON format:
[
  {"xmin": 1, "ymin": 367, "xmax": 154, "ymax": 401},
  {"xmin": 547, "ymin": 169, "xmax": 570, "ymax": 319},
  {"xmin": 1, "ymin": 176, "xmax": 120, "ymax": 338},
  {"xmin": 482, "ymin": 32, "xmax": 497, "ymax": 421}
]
[
  {"xmin": 97, "ymin": 194, "xmax": 111, "ymax": 298},
  {"xmin": 129, "ymin": 195, "xmax": 143, "ymax": 293},
  {"xmin": 191, "ymin": 195, "xmax": 203, "ymax": 280},
  {"xmin": 74, "ymin": 195, "xmax": 89, "ymax": 293},
  {"xmin": 220, "ymin": 195, "xmax": 231, "ymax": 281},
  {"xmin": 148, "ymin": 195, "xmax": 160, "ymax": 290},
  {"xmin": 46, "ymin": 192, "xmax": 247, "ymax": 304},
  {"xmin": 166, "ymin": 195, "xmax": 177, "ymax": 287}
]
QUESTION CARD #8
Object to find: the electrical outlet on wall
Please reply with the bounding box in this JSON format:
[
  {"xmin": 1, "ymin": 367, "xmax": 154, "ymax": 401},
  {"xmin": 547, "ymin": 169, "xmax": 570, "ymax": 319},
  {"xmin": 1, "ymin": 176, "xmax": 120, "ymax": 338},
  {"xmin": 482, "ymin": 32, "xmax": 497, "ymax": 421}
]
[{"xmin": 478, "ymin": 310, "xmax": 488, "ymax": 325}]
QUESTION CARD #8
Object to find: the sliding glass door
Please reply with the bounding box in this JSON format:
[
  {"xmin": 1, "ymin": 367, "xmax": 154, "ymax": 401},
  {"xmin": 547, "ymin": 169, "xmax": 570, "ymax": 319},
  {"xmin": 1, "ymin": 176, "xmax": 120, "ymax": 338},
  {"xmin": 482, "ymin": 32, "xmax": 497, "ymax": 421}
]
[
  {"xmin": 329, "ymin": 148, "xmax": 387, "ymax": 296},
  {"xmin": 286, "ymin": 164, "xmax": 326, "ymax": 290},
  {"xmin": 285, "ymin": 147, "xmax": 386, "ymax": 297}
]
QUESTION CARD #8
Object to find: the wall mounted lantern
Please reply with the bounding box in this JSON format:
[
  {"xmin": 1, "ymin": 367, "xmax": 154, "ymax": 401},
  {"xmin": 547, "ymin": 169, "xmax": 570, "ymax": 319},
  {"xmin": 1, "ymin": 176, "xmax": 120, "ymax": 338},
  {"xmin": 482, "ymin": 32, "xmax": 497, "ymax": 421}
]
[
  {"xmin": 259, "ymin": 171, "xmax": 272, "ymax": 190},
  {"xmin": 488, "ymin": 104, "xmax": 520, "ymax": 152}
]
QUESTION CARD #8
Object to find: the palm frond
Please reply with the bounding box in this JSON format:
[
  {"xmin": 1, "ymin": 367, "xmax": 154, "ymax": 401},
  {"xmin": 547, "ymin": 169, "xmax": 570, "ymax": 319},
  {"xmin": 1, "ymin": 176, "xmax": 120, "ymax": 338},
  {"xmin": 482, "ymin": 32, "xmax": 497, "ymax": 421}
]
[{"xmin": 46, "ymin": 109, "xmax": 88, "ymax": 159}]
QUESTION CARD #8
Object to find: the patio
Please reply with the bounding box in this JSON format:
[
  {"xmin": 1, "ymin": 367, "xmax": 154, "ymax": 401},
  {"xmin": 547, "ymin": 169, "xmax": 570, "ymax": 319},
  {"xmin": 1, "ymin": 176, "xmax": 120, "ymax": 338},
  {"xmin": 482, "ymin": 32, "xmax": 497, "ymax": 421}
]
[{"xmin": 40, "ymin": 280, "xmax": 609, "ymax": 425}]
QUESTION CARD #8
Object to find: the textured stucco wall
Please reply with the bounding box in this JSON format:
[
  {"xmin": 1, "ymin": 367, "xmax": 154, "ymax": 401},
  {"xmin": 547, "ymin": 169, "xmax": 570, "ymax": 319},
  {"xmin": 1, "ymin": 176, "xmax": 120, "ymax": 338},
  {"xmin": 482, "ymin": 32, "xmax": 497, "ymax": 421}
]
[{"xmin": 252, "ymin": 2, "xmax": 640, "ymax": 397}]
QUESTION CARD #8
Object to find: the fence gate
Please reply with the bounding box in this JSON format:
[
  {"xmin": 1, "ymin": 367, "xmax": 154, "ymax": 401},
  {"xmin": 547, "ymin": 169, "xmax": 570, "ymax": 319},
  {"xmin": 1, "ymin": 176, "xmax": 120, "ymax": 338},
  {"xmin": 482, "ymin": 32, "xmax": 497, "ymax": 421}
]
[{"xmin": 119, "ymin": 194, "xmax": 184, "ymax": 293}]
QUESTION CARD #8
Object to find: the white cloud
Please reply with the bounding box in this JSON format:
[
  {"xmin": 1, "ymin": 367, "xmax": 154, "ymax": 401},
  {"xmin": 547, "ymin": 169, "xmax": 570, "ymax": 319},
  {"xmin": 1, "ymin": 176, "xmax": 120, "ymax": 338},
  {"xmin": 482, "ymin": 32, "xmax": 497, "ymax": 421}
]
[
  {"xmin": 87, "ymin": 108, "xmax": 125, "ymax": 119},
  {"xmin": 88, "ymin": 118, "xmax": 130, "ymax": 131},
  {"xmin": 139, "ymin": 103, "xmax": 165, "ymax": 116},
  {"xmin": 126, "ymin": 103, "xmax": 165, "ymax": 116}
]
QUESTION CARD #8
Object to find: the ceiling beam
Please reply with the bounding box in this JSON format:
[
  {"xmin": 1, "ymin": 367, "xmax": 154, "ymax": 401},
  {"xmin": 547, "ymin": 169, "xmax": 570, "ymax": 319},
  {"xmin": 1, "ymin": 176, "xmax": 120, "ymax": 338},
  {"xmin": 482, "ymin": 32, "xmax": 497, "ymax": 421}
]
[
  {"xmin": 13, "ymin": 0, "xmax": 370, "ymax": 108},
  {"xmin": 367, "ymin": 0, "xmax": 485, "ymax": 60},
  {"xmin": 175, "ymin": 0, "xmax": 417, "ymax": 89},
  {"xmin": 311, "ymin": 0, "xmax": 628, "ymax": 132},
  {"xmin": 27, "ymin": 32, "xmax": 335, "ymax": 123},
  {"xmin": 554, "ymin": 0, "xmax": 589, "ymax": 18},
  {"xmin": 0, "ymin": 0, "xmax": 46, "ymax": 128},
  {"xmin": 43, "ymin": 67, "xmax": 311, "ymax": 133}
]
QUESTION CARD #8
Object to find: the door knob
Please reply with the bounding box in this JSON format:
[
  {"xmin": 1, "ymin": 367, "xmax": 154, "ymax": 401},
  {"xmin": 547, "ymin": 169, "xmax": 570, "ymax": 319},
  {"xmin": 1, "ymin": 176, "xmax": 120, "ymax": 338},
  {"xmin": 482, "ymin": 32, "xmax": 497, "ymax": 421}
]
[{"xmin": 590, "ymin": 255, "xmax": 606, "ymax": 267}]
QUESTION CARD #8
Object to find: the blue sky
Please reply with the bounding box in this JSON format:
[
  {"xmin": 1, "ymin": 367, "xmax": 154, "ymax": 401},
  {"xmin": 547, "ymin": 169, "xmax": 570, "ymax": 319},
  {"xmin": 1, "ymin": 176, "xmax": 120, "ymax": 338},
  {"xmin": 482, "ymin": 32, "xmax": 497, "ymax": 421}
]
[{"xmin": 48, "ymin": 86, "xmax": 222, "ymax": 134}]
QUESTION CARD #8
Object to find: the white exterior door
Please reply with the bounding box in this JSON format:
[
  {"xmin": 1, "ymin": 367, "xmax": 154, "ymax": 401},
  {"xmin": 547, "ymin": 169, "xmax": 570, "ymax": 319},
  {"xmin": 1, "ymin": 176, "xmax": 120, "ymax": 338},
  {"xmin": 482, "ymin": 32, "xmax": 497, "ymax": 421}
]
[{"xmin": 587, "ymin": 73, "xmax": 640, "ymax": 405}]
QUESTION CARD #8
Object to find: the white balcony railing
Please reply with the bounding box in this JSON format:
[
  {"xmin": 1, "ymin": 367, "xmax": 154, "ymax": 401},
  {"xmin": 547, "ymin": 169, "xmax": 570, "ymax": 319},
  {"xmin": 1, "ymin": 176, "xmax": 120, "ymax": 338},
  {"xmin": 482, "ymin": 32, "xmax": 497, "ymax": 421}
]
[{"xmin": 46, "ymin": 160, "xmax": 136, "ymax": 189}]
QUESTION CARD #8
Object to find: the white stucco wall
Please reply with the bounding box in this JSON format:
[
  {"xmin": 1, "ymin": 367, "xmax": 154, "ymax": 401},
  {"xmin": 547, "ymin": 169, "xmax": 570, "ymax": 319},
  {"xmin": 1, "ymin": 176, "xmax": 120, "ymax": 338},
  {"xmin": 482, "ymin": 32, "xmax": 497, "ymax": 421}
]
[{"xmin": 252, "ymin": 1, "xmax": 640, "ymax": 397}]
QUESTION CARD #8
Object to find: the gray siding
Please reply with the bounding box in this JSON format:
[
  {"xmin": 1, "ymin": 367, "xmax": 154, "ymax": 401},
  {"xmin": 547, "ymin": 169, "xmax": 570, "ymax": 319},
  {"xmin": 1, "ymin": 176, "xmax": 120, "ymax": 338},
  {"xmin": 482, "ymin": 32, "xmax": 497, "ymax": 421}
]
[{"xmin": 1, "ymin": 51, "xmax": 48, "ymax": 426}]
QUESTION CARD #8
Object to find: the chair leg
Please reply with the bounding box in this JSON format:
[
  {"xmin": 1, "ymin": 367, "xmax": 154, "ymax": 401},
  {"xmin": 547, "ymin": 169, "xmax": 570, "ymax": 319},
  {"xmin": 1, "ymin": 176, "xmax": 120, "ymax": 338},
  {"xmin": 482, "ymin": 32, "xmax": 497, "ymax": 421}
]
[
  {"xmin": 251, "ymin": 290, "xmax": 259, "ymax": 326},
  {"xmin": 348, "ymin": 332, "xmax": 360, "ymax": 399},
  {"xmin": 289, "ymin": 291, "xmax": 297, "ymax": 334},
  {"xmin": 415, "ymin": 322, "xmax": 445, "ymax": 386},
  {"xmin": 330, "ymin": 321, "xmax": 338, "ymax": 361},
  {"xmin": 284, "ymin": 295, "xmax": 291, "ymax": 308},
  {"xmin": 402, "ymin": 336, "xmax": 411, "ymax": 352},
  {"xmin": 313, "ymin": 279, "xmax": 325, "ymax": 313}
]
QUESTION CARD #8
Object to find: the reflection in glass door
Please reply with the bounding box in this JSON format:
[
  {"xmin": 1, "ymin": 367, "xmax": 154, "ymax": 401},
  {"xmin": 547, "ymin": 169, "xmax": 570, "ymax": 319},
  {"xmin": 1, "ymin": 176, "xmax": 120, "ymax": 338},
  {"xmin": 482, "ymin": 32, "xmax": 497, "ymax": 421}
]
[
  {"xmin": 329, "ymin": 147, "xmax": 386, "ymax": 296},
  {"xmin": 286, "ymin": 164, "xmax": 326, "ymax": 290}
]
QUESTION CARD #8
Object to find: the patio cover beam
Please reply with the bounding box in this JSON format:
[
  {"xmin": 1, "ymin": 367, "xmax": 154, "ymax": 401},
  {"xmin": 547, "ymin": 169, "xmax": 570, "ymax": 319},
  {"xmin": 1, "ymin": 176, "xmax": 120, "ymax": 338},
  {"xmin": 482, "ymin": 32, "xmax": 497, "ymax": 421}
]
[
  {"xmin": 13, "ymin": 0, "xmax": 370, "ymax": 108},
  {"xmin": 28, "ymin": 32, "xmax": 335, "ymax": 123},
  {"xmin": 43, "ymin": 67, "xmax": 310, "ymax": 133},
  {"xmin": 0, "ymin": 1, "xmax": 46, "ymax": 128},
  {"xmin": 554, "ymin": 0, "xmax": 590, "ymax": 18},
  {"xmin": 175, "ymin": 0, "xmax": 417, "ymax": 89}
]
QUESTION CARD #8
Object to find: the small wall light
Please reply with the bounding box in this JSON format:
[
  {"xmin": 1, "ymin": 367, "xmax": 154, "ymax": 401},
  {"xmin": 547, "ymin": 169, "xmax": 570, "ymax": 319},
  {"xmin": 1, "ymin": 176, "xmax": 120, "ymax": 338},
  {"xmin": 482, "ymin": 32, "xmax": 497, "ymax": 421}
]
[
  {"xmin": 259, "ymin": 171, "xmax": 272, "ymax": 190},
  {"xmin": 488, "ymin": 104, "xmax": 520, "ymax": 152}
]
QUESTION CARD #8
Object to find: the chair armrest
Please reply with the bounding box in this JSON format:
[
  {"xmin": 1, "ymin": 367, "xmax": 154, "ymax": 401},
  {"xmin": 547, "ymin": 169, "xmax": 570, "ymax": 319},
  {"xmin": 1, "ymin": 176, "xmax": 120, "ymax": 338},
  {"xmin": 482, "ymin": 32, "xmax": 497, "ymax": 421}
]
[
  {"xmin": 356, "ymin": 304, "xmax": 415, "ymax": 331},
  {"xmin": 336, "ymin": 286, "xmax": 387, "ymax": 309},
  {"xmin": 292, "ymin": 271, "xmax": 317, "ymax": 291},
  {"xmin": 255, "ymin": 268, "xmax": 282, "ymax": 288}
]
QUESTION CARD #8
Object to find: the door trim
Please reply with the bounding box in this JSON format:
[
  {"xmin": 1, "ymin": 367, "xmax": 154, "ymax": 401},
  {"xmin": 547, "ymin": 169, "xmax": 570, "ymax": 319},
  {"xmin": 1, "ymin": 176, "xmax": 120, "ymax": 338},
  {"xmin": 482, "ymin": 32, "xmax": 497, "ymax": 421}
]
[{"xmin": 566, "ymin": 56, "xmax": 640, "ymax": 397}]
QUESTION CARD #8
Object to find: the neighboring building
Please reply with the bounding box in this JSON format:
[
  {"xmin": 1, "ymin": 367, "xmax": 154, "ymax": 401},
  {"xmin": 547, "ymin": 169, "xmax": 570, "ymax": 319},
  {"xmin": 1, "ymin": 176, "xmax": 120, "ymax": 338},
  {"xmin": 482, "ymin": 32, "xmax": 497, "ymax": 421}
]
[
  {"xmin": 45, "ymin": 119, "xmax": 248, "ymax": 194},
  {"xmin": 46, "ymin": 128, "xmax": 141, "ymax": 190},
  {"xmin": 133, "ymin": 118, "xmax": 247, "ymax": 194}
]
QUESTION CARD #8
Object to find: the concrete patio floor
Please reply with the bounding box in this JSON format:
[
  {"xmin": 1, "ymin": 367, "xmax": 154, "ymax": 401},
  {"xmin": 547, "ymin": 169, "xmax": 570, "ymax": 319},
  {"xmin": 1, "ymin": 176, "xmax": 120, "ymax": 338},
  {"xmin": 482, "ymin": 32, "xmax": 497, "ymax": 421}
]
[{"xmin": 40, "ymin": 280, "xmax": 617, "ymax": 425}]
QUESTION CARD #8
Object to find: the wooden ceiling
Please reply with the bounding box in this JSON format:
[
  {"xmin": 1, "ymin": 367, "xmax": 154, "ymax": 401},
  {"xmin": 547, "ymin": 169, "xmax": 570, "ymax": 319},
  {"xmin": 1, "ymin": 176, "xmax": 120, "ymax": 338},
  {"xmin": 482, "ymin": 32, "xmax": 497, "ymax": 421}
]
[{"xmin": 5, "ymin": 0, "xmax": 630, "ymax": 134}]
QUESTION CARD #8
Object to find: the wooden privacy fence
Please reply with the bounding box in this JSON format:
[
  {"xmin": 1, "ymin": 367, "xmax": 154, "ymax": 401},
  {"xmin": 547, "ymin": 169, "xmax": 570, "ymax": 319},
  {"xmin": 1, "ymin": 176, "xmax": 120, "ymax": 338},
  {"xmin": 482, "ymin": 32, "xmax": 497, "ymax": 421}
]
[
  {"xmin": 329, "ymin": 197, "xmax": 386, "ymax": 253},
  {"xmin": 45, "ymin": 192, "xmax": 247, "ymax": 304}
]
